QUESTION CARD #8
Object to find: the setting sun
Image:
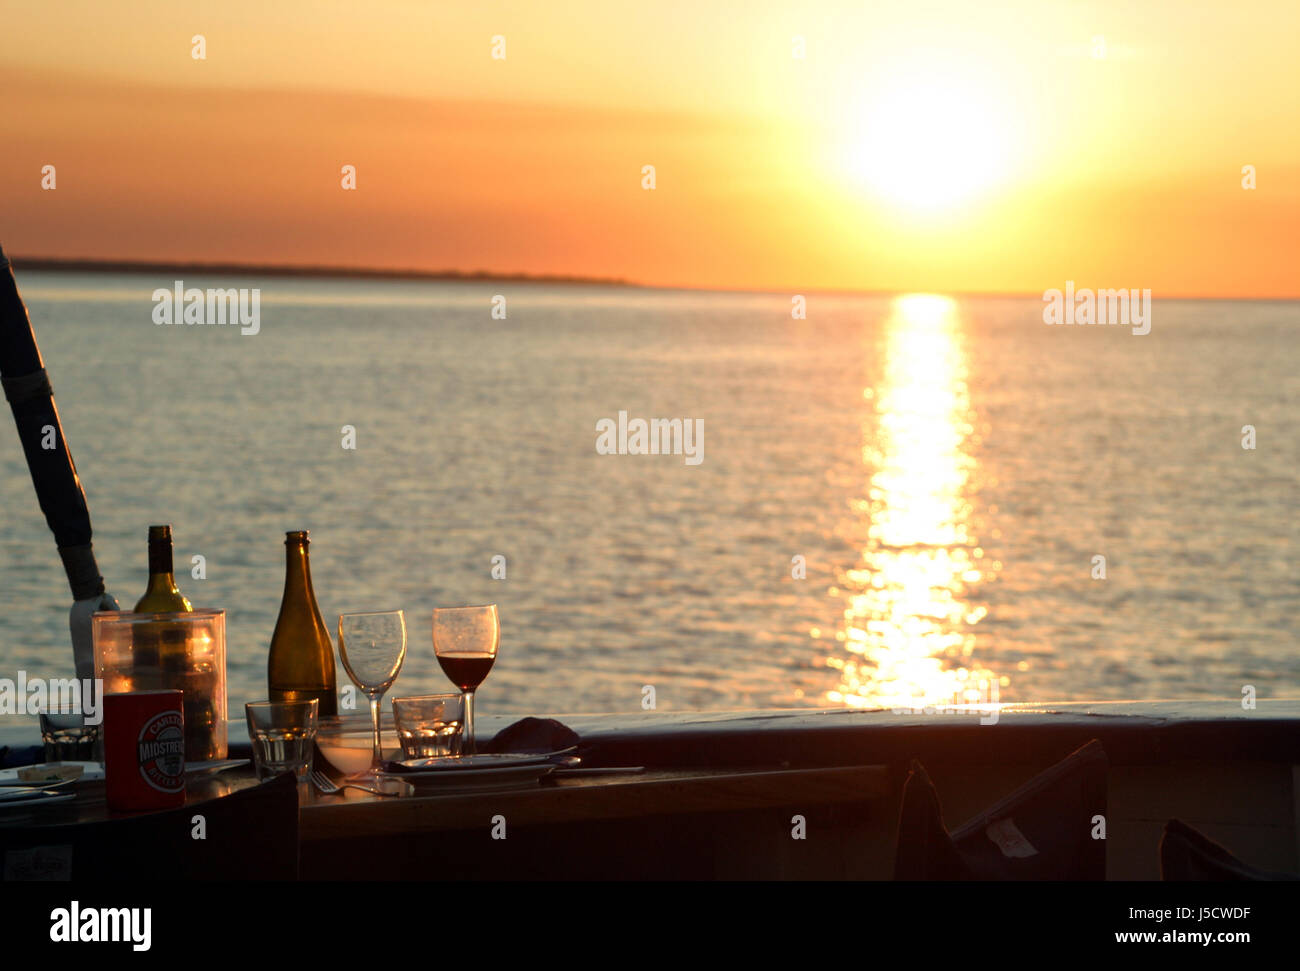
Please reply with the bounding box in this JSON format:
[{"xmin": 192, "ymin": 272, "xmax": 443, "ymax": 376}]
[
  {"xmin": 1, "ymin": 0, "xmax": 1296, "ymax": 296},
  {"xmin": 843, "ymin": 67, "xmax": 1014, "ymax": 213}
]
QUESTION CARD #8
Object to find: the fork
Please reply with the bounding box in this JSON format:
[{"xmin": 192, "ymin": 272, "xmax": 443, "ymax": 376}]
[
  {"xmin": 1, "ymin": 776, "xmax": 79, "ymax": 790},
  {"xmin": 310, "ymin": 770, "xmax": 410, "ymax": 797}
]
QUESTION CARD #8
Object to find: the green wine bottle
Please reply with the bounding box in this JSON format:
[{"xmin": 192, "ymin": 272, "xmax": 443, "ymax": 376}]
[
  {"xmin": 132, "ymin": 524, "xmax": 192, "ymax": 673},
  {"xmin": 131, "ymin": 525, "xmax": 216, "ymax": 758},
  {"xmin": 134, "ymin": 524, "xmax": 193, "ymax": 614},
  {"xmin": 267, "ymin": 530, "xmax": 338, "ymax": 717}
]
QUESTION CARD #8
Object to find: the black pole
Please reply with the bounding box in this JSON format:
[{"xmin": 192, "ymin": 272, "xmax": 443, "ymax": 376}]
[{"xmin": 0, "ymin": 243, "xmax": 107, "ymax": 603}]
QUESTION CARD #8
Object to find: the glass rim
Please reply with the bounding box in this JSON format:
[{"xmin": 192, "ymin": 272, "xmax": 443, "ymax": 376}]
[
  {"xmin": 339, "ymin": 608, "xmax": 406, "ymax": 618},
  {"xmin": 38, "ymin": 709, "xmax": 92, "ymax": 721},
  {"xmin": 431, "ymin": 603, "xmax": 498, "ymax": 613},
  {"xmin": 245, "ymin": 699, "xmax": 320, "ymax": 711},
  {"xmin": 392, "ymin": 692, "xmax": 464, "ymax": 704},
  {"xmin": 93, "ymin": 607, "xmax": 226, "ymax": 620},
  {"xmin": 36, "ymin": 702, "xmax": 90, "ymax": 713}
]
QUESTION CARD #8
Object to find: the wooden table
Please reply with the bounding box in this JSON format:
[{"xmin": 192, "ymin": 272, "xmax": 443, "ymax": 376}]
[
  {"xmin": 0, "ymin": 773, "xmax": 262, "ymax": 830},
  {"xmin": 0, "ymin": 770, "xmax": 299, "ymax": 880},
  {"xmin": 299, "ymin": 763, "xmax": 893, "ymax": 879},
  {"xmin": 2, "ymin": 763, "xmax": 893, "ymax": 879},
  {"xmin": 302, "ymin": 764, "xmax": 890, "ymax": 836}
]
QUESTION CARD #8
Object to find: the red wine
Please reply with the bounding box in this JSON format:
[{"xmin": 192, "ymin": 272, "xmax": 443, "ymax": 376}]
[{"xmin": 437, "ymin": 652, "xmax": 495, "ymax": 691}]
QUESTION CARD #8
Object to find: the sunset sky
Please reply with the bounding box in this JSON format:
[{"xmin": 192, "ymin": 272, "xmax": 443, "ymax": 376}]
[{"xmin": 2, "ymin": 0, "xmax": 1297, "ymax": 296}]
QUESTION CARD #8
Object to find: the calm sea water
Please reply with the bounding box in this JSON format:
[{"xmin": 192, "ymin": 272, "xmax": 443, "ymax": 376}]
[{"xmin": 1, "ymin": 273, "xmax": 1296, "ymax": 722}]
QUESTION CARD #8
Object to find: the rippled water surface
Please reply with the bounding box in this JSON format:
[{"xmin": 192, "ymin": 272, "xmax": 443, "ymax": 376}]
[{"xmin": 1, "ymin": 273, "xmax": 1296, "ymax": 719}]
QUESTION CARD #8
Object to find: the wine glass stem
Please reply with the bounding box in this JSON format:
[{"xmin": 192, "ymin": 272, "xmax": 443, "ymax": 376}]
[
  {"xmin": 463, "ymin": 689, "xmax": 475, "ymax": 757},
  {"xmin": 369, "ymin": 693, "xmax": 383, "ymax": 770}
]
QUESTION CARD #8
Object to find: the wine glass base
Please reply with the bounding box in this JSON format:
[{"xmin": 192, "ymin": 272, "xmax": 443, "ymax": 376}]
[{"xmin": 345, "ymin": 766, "xmax": 389, "ymax": 786}]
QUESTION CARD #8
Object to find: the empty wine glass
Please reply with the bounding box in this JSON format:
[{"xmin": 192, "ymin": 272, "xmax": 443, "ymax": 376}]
[
  {"xmin": 338, "ymin": 609, "xmax": 407, "ymax": 782},
  {"xmin": 432, "ymin": 604, "xmax": 499, "ymax": 756}
]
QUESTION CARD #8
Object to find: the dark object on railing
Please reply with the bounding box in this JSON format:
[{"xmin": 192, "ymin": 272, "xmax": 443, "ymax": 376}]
[
  {"xmin": 894, "ymin": 738, "xmax": 1109, "ymax": 879},
  {"xmin": 485, "ymin": 717, "xmax": 581, "ymax": 755},
  {"xmin": 1160, "ymin": 818, "xmax": 1298, "ymax": 881},
  {"xmin": 0, "ymin": 244, "xmax": 118, "ymax": 679}
]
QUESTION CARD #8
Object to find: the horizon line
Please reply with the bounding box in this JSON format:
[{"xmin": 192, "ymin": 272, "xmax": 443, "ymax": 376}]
[{"xmin": 9, "ymin": 255, "xmax": 1298, "ymax": 303}]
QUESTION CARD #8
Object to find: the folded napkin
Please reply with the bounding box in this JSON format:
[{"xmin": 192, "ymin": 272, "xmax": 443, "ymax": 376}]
[{"xmin": 483, "ymin": 717, "xmax": 580, "ymax": 755}]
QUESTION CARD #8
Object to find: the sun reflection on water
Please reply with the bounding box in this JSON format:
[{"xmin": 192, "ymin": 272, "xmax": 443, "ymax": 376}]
[{"xmin": 827, "ymin": 294, "xmax": 1002, "ymax": 709}]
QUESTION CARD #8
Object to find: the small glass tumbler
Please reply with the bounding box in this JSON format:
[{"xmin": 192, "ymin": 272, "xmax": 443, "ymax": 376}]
[
  {"xmin": 245, "ymin": 699, "xmax": 319, "ymax": 781},
  {"xmin": 392, "ymin": 694, "xmax": 465, "ymax": 760},
  {"xmin": 39, "ymin": 706, "xmax": 99, "ymax": 762}
]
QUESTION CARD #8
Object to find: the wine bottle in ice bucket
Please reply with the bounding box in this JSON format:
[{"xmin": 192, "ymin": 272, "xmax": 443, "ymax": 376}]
[{"xmin": 132, "ymin": 524, "xmax": 193, "ymax": 672}]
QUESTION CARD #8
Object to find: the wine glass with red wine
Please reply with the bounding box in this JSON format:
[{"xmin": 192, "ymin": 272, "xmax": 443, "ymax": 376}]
[{"xmin": 432, "ymin": 604, "xmax": 499, "ymax": 756}]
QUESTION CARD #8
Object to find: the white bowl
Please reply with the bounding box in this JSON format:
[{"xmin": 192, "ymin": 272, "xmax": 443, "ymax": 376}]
[{"xmin": 316, "ymin": 721, "xmax": 403, "ymax": 775}]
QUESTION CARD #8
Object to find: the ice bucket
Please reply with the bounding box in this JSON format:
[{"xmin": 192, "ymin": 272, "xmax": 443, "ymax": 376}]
[{"xmin": 92, "ymin": 609, "xmax": 227, "ymax": 761}]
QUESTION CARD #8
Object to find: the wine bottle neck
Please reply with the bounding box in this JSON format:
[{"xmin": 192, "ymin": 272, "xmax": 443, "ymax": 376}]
[
  {"xmin": 283, "ymin": 542, "xmax": 315, "ymax": 598},
  {"xmin": 148, "ymin": 545, "xmax": 174, "ymax": 577},
  {"xmin": 137, "ymin": 526, "xmax": 191, "ymax": 613},
  {"xmin": 147, "ymin": 525, "xmax": 174, "ymax": 575}
]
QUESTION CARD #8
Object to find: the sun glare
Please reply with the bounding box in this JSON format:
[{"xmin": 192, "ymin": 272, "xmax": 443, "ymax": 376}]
[
  {"xmin": 844, "ymin": 72, "xmax": 1011, "ymax": 213},
  {"xmin": 828, "ymin": 293, "xmax": 1001, "ymax": 711}
]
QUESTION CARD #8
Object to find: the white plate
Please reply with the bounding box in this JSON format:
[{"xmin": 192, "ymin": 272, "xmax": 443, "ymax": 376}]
[
  {"xmin": 390, "ymin": 752, "xmax": 555, "ymax": 773},
  {"xmin": 0, "ymin": 759, "xmax": 245, "ymax": 788},
  {"xmin": 380, "ymin": 760, "xmax": 555, "ymax": 792}
]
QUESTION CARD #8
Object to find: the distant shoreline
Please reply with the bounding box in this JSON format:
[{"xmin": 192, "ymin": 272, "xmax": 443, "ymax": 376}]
[
  {"xmin": 9, "ymin": 256, "xmax": 635, "ymax": 288},
  {"xmin": 9, "ymin": 256, "xmax": 1297, "ymax": 302}
]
